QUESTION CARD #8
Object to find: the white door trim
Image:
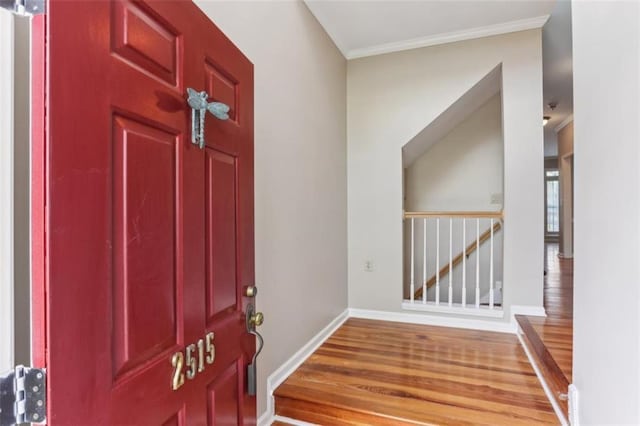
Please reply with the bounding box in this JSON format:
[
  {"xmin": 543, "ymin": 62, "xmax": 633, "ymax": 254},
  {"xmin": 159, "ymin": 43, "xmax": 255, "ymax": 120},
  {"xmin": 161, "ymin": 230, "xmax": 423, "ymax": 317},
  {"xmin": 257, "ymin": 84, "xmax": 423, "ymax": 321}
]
[{"xmin": 0, "ymin": 8, "xmax": 16, "ymax": 373}]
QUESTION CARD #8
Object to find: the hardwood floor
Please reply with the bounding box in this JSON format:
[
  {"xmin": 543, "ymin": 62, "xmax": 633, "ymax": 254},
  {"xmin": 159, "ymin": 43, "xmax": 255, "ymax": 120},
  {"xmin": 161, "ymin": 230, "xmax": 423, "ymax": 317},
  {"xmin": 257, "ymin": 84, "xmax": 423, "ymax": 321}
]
[
  {"xmin": 535, "ymin": 243, "xmax": 573, "ymax": 379},
  {"xmin": 516, "ymin": 242, "xmax": 573, "ymax": 417},
  {"xmin": 274, "ymin": 318, "xmax": 558, "ymax": 425}
]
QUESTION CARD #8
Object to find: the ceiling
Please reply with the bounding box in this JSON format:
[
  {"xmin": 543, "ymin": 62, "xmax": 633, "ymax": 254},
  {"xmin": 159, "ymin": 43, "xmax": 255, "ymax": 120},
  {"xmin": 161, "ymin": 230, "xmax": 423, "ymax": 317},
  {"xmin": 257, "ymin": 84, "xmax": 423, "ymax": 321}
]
[
  {"xmin": 304, "ymin": 0, "xmax": 555, "ymax": 59},
  {"xmin": 402, "ymin": 65, "xmax": 501, "ymax": 166},
  {"xmin": 542, "ymin": 0, "xmax": 573, "ymax": 150},
  {"xmin": 305, "ymin": 0, "xmax": 574, "ymax": 155}
]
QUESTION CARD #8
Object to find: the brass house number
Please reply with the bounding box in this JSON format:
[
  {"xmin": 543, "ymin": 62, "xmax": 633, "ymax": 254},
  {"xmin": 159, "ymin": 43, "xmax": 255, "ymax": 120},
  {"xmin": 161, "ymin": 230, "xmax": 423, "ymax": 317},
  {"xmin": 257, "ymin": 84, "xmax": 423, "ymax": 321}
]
[{"xmin": 171, "ymin": 331, "xmax": 215, "ymax": 390}]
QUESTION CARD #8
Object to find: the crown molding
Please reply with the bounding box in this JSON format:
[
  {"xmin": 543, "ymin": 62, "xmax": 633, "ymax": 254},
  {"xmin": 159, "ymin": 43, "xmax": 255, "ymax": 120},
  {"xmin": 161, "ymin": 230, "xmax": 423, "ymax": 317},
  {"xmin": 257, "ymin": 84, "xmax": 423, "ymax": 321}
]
[
  {"xmin": 347, "ymin": 15, "xmax": 550, "ymax": 60},
  {"xmin": 554, "ymin": 114, "xmax": 574, "ymax": 133}
]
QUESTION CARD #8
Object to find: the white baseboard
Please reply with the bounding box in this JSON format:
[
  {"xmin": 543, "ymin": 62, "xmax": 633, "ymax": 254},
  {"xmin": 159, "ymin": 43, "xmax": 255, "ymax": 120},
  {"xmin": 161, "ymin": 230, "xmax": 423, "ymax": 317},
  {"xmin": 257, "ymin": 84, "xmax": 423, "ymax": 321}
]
[
  {"xmin": 258, "ymin": 309, "xmax": 349, "ymax": 426},
  {"xmin": 257, "ymin": 409, "xmax": 272, "ymax": 426},
  {"xmin": 272, "ymin": 415, "xmax": 317, "ymax": 425},
  {"xmin": 568, "ymin": 384, "xmax": 579, "ymax": 426},
  {"xmin": 401, "ymin": 301, "xmax": 505, "ymax": 318},
  {"xmin": 349, "ymin": 308, "xmax": 515, "ymax": 333},
  {"xmin": 516, "ymin": 327, "xmax": 568, "ymax": 426},
  {"xmin": 511, "ymin": 304, "xmax": 546, "ymax": 319}
]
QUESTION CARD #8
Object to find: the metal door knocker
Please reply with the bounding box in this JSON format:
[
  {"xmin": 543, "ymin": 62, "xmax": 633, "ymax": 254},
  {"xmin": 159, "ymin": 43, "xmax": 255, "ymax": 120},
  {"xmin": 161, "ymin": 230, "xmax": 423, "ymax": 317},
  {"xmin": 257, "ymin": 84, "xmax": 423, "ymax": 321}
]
[{"xmin": 186, "ymin": 88, "xmax": 230, "ymax": 149}]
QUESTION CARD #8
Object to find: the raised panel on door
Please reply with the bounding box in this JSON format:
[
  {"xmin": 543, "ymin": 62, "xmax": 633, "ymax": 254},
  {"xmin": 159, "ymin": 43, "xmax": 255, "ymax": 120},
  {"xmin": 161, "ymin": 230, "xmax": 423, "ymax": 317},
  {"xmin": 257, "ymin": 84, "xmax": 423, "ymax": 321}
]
[
  {"xmin": 207, "ymin": 360, "xmax": 244, "ymax": 426},
  {"xmin": 205, "ymin": 148, "xmax": 238, "ymax": 324},
  {"xmin": 111, "ymin": 115, "xmax": 179, "ymax": 381}
]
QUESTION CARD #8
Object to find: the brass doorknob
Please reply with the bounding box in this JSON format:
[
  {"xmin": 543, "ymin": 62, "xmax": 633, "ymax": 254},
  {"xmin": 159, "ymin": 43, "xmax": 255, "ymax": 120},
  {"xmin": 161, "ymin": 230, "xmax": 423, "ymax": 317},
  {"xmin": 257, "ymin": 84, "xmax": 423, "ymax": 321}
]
[
  {"xmin": 245, "ymin": 286, "xmax": 258, "ymax": 297},
  {"xmin": 250, "ymin": 312, "xmax": 264, "ymax": 327}
]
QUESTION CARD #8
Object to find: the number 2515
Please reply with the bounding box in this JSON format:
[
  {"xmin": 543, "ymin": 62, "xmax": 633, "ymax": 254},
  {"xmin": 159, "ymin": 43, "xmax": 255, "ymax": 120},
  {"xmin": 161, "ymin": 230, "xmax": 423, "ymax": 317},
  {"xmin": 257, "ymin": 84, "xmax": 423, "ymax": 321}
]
[{"xmin": 171, "ymin": 331, "xmax": 215, "ymax": 390}]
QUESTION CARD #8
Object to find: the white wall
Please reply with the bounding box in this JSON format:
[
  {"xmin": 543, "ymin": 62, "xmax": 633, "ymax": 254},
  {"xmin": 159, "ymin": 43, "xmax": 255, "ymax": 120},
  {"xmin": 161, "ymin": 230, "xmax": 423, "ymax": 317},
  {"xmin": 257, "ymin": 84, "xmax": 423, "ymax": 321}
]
[
  {"xmin": 0, "ymin": 9, "xmax": 15, "ymax": 373},
  {"xmin": 348, "ymin": 30, "xmax": 544, "ymax": 319},
  {"xmin": 405, "ymin": 93, "xmax": 503, "ymax": 212},
  {"xmin": 572, "ymin": 1, "xmax": 640, "ymax": 424},
  {"xmin": 194, "ymin": 1, "xmax": 348, "ymax": 418}
]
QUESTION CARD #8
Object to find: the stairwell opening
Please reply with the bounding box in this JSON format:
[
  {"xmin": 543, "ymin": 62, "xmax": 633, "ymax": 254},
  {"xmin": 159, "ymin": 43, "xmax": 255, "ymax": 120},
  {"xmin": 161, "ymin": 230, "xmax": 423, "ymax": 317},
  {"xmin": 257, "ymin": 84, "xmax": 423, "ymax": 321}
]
[{"xmin": 401, "ymin": 65, "xmax": 505, "ymax": 314}]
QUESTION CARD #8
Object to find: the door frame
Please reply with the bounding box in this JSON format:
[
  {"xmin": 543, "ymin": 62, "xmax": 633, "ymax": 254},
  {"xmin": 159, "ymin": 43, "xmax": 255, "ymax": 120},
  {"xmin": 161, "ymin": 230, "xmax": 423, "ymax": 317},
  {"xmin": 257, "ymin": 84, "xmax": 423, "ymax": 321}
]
[
  {"xmin": 0, "ymin": 8, "xmax": 15, "ymax": 373},
  {"xmin": 31, "ymin": 13, "xmax": 46, "ymax": 370},
  {"xmin": 559, "ymin": 152, "xmax": 574, "ymax": 258}
]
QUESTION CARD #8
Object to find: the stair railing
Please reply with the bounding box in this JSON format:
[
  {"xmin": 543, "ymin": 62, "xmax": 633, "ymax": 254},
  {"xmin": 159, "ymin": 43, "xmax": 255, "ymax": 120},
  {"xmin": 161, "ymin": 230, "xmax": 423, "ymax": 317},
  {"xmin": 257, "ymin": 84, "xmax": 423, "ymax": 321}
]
[{"xmin": 404, "ymin": 211, "xmax": 503, "ymax": 314}]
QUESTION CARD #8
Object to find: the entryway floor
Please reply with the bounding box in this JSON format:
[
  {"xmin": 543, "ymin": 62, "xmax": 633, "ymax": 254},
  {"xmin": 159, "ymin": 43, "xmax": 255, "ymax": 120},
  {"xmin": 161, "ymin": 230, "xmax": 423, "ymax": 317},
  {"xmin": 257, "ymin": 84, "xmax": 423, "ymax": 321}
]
[{"xmin": 274, "ymin": 318, "xmax": 558, "ymax": 425}]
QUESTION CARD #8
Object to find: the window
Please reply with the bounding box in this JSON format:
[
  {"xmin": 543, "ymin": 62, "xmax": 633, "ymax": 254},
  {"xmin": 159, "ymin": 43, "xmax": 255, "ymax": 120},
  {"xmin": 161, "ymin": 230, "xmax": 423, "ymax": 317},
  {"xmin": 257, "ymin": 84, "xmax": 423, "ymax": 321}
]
[{"xmin": 545, "ymin": 170, "xmax": 559, "ymax": 234}]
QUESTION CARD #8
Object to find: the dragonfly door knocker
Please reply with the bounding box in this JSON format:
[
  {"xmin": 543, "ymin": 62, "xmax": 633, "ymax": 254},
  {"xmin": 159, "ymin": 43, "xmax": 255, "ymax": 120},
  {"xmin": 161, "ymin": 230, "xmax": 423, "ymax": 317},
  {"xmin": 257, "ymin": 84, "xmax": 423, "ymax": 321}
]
[{"xmin": 186, "ymin": 88, "xmax": 231, "ymax": 149}]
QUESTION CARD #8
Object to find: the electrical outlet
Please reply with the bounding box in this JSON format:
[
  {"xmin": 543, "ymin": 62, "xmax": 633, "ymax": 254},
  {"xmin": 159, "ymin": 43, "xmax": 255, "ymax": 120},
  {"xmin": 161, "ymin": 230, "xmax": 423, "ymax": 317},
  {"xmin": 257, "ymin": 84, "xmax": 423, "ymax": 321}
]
[
  {"xmin": 490, "ymin": 193, "xmax": 503, "ymax": 204},
  {"xmin": 364, "ymin": 260, "xmax": 374, "ymax": 272}
]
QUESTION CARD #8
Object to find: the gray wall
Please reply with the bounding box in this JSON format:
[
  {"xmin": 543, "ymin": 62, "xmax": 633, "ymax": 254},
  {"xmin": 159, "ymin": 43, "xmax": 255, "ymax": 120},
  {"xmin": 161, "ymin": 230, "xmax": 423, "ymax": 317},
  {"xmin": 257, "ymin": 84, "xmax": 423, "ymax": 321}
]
[
  {"xmin": 573, "ymin": 1, "xmax": 640, "ymax": 423},
  {"xmin": 14, "ymin": 15, "xmax": 31, "ymax": 367},
  {"xmin": 194, "ymin": 1, "xmax": 348, "ymax": 418}
]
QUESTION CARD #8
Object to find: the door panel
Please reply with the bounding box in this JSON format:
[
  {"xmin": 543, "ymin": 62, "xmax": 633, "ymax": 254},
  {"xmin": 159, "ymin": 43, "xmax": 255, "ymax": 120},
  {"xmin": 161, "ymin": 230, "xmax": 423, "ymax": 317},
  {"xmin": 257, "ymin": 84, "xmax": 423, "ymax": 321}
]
[
  {"xmin": 112, "ymin": 0, "xmax": 179, "ymax": 86},
  {"xmin": 205, "ymin": 61, "xmax": 238, "ymax": 124},
  {"xmin": 207, "ymin": 360, "xmax": 242, "ymax": 426},
  {"xmin": 112, "ymin": 115, "xmax": 179, "ymax": 379},
  {"xmin": 41, "ymin": 0, "xmax": 255, "ymax": 423},
  {"xmin": 205, "ymin": 149, "xmax": 238, "ymax": 323}
]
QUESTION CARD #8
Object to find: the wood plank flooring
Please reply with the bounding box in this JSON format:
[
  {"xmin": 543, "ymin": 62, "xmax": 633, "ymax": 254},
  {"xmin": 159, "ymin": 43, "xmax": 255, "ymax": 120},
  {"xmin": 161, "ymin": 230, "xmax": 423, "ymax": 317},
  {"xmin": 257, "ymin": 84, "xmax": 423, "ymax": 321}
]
[
  {"xmin": 274, "ymin": 318, "xmax": 558, "ymax": 425},
  {"xmin": 516, "ymin": 243, "xmax": 573, "ymax": 417},
  {"xmin": 534, "ymin": 243, "xmax": 573, "ymax": 379}
]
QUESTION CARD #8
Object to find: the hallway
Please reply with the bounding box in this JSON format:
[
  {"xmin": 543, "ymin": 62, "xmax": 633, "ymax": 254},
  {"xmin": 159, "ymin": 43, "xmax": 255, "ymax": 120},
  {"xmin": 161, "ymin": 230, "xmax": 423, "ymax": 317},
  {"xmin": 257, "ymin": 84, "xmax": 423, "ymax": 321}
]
[
  {"xmin": 516, "ymin": 242, "xmax": 573, "ymax": 417},
  {"xmin": 537, "ymin": 243, "xmax": 573, "ymax": 378}
]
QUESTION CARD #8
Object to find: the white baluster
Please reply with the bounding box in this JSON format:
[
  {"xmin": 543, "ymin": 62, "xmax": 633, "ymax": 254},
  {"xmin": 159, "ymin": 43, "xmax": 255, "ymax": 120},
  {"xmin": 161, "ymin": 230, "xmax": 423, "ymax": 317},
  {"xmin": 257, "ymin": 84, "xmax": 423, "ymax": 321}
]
[
  {"xmin": 436, "ymin": 218, "xmax": 440, "ymax": 305},
  {"xmin": 475, "ymin": 218, "xmax": 480, "ymax": 308},
  {"xmin": 490, "ymin": 218, "xmax": 495, "ymax": 309},
  {"xmin": 448, "ymin": 218, "xmax": 453, "ymax": 306},
  {"xmin": 462, "ymin": 218, "xmax": 466, "ymax": 308},
  {"xmin": 422, "ymin": 218, "xmax": 427, "ymax": 304},
  {"xmin": 410, "ymin": 218, "xmax": 415, "ymax": 303}
]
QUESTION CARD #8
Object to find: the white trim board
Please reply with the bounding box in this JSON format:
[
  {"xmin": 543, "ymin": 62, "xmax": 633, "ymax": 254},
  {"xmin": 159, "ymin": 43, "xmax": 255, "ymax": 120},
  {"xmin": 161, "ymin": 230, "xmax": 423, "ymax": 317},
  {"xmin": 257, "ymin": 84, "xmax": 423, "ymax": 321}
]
[
  {"xmin": 271, "ymin": 415, "xmax": 316, "ymax": 426},
  {"xmin": 347, "ymin": 15, "xmax": 550, "ymax": 59},
  {"xmin": 350, "ymin": 308, "xmax": 515, "ymax": 333},
  {"xmin": 401, "ymin": 301, "xmax": 505, "ymax": 318},
  {"xmin": 511, "ymin": 304, "xmax": 547, "ymax": 318},
  {"xmin": 516, "ymin": 327, "xmax": 569, "ymax": 426}
]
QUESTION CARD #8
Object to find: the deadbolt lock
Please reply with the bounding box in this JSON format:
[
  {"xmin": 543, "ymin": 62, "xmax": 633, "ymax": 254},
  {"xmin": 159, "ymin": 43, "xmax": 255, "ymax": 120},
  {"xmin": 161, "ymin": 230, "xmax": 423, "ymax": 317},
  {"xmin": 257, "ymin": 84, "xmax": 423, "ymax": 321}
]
[
  {"xmin": 245, "ymin": 286, "xmax": 257, "ymax": 298},
  {"xmin": 250, "ymin": 312, "xmax": 264, "ymax": 327}
]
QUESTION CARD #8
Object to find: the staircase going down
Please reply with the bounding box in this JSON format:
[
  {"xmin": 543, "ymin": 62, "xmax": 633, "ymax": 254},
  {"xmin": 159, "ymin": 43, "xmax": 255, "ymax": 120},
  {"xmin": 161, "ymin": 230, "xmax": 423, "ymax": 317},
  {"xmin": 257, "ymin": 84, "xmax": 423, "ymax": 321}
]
[{"xmin": 414, "ymin": 221, "xmax": 502, "ymax": 300}]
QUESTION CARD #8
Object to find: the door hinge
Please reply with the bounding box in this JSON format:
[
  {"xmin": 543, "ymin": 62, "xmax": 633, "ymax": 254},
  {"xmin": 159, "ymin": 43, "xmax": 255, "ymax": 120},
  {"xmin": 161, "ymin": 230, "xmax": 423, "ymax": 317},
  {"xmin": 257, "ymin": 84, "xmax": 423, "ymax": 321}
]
[
  {"xmin": 0, "ymin": 365, "xmax": 46, "ymax": 425},
  {"xmin": 0, "ymin": 0, "xmax": 45, "ymax": 16}
]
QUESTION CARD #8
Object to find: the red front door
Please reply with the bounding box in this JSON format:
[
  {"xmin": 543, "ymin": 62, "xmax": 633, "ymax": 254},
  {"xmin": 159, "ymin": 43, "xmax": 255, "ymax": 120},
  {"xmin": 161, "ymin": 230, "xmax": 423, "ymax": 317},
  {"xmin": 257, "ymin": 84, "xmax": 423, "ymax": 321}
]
[{"xmin": 33, "ymin": 1, "xmax": 255, "ymax": 424}]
